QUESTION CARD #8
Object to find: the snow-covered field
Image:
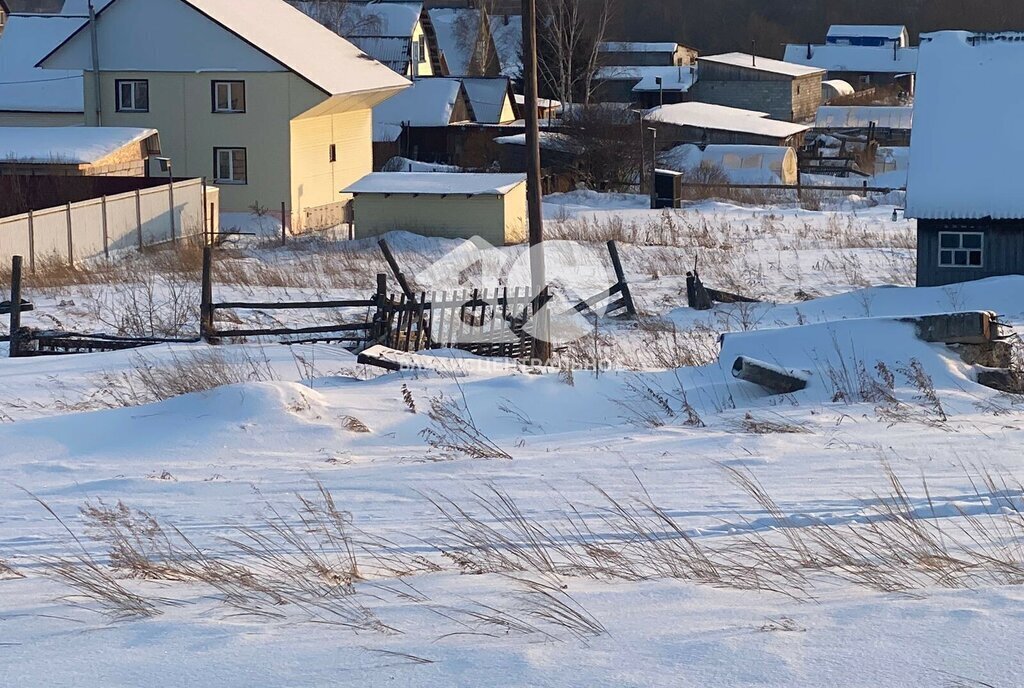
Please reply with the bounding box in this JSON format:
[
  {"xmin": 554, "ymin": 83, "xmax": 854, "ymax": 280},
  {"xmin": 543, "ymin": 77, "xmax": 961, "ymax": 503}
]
[{"xmin": 2, "ymin": 194, "xmax": 1023, "ymax": 687}]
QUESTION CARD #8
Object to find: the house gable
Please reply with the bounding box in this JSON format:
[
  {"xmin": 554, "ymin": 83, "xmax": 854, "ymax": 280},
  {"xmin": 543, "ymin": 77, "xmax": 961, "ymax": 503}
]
[{"xmin": 39, "ymin": 0, "xmax": 286, "ymax": 74}]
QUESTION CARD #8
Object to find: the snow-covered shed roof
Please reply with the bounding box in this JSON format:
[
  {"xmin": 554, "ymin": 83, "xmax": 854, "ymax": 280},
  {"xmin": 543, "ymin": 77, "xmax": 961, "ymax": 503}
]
[
  {"xmin": 599, "ymin": 41, "xmax": 680, "ymax": 53},
  {"xmin": 428, "ymin": 8, "xmax": 482, "ymax": 76},
  {"xmin": 827, "ymin": 25, "xmax": 907, "ymax": 41},
  {"xmin": 344, "ymin": 172, "xmax": 526, "ymax": 196},
  {"xmin": 644, "ymin": 102, "xmax": 810, "ymax": 139},
  {"xmin": 699, "ymin": 53, "xmax": 824, "ymax": 78},
  {"xmin": 815, "ymin": 105, "xmax": 913, "ymax": 130},
  {"xmin": 783, "ymin": 44, "xmax": 919, "ymax": 75},
  {"xmin": 0, "ymin": 126, "xmax": 157, "ymax": 163},
  {"xmin": 348, "ymin": 35, "xmax": 412, "ymax": 74},
  {"xmin": 494, "ymin": 131, "xmax": 583, "ymax": 154},
  {"xmin": 594, "ymin": 65, "xmax": 696, "ymax": 92},
  {"xmin": 461, "ymin": 77, "xmax": 512, "ymax": 124},
  {"xmin": 38, "ymin": 0, "xmax": 410, "ymax": 98},
  {"xmin": 372, "ymin": 77, "xmax": 464, "ymax": 141},
  {"xmin": 0, "ymin": 14, "xmax": 84, "ymax": 113},
  {"xmin": 488, "ymin": 13, "xmax": 521, "ymax": 78},
  {"xmin": 907, "ymin": 31, "xmax": 1024, "ymax": 220}
]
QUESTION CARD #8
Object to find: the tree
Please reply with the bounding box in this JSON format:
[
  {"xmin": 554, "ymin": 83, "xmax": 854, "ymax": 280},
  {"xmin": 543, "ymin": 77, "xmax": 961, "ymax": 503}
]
[
  {"xmin": 287, "ymin": 0, "xmax": 381, "ymax": 37},
  {"xmin": 536, "ymin": 0, "xmax": 615, "ymax": 105}
]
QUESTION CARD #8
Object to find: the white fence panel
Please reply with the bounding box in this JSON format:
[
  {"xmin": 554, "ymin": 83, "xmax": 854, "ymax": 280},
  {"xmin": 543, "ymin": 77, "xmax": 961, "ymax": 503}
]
[
  {"xmin": 69, "ymin": 199, "xmax": 105, "ymax": 261},
  {"xmin": 105, "ymin": 192, "xmax": 141, "ymax": 254},
  {"xmin": 0, "ymin": 216, "xmax": 30, "ymax": 260},
  {"xmin": 31, "ymin": 207, "xmax": 70, "ymax": 263},
  {"xmin": 139, "ymin": 185, "xmax": 173, "ymax": 245}
]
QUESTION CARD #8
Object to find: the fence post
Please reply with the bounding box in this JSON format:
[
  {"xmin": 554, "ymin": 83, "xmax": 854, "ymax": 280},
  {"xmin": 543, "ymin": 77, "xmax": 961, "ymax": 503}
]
[
  {"xmin": 796, "ymin": 171, "xmax": 803, "ymax": 206},
  {"xmin": 27, "ymin": 210, "xmax": 35, "ymax": 275},
  {"xmin": 281, "ymin": 201, "xmax": 287, "ymax": 246},
  {"xmin": 65, "ymin": 202, "xmax": 74, "ymax": 267},
  {"xmin": 9, "ymin": 255, "xmax": 23, "ymax": 358},
  {"xmin": 607, "ymin": 240, "xmax": 637, "ymax": 317},
  {"xmin": 135, "ymin": 188, "xmax": 143, "ymax": 249},
  {"xmin": 200, "ymin": 246, "xmax": 214, "ymax": 343},
  {"xmin": 167, "ymin": 179, "xmax": 177, "ymax": 243},
  {"xmin": 372, "ymin": 272, "xmax": 387, "ymax": 342},
  {"xmin": 202, "ymin": 178, "xmax": 209, "ymax": 245},
  {"xmin": 209, "ymin": 203, "xmax": 215, "ymax": 245},
  {"xmin": 101, "ymin": 195, "xmax": 110, "ymax": 260}
]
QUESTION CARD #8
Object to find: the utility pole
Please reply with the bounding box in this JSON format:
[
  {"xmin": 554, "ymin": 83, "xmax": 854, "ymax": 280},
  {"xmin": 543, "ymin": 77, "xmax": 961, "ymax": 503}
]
[
  {"xmin": 521, "ymin": 0, "xmax": 550, "ymax": 362},
  {"xmin": 648, "ymin": 127, "xmax": 658, "ymax": 210},
  {"xmin": 88, "ymin": 0, "xmax": 102, "ymax": 126}
]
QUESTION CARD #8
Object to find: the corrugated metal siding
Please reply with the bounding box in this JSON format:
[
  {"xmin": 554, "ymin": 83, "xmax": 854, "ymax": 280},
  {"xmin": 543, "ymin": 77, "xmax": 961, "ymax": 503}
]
[
  {"xmin": 352, "ymin": 190, "xmax": 523, "ymax": 245},
  {"xmin": 917, "ymin": 220, "xmax": 1024, "ymax": 286}
]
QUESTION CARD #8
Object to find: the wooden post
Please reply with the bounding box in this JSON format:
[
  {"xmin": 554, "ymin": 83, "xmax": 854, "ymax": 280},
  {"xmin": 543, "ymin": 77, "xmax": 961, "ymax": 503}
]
[
  {"xmin": 378, "ymin": 238, "xmax": 417, "ymax": 300},
  {"xmin": 607, "ymin": 240, "xmax": 637, "ymax": 317},
  {"xmin": 200, "ymin": 246, "xmax": 214, "ymax": 342},
  {"xmin": 202, "ymin": 178, "xmax": 209, "ymax": 245},
  {"xmin": 101, "ymin": 195, "xmax": 110, "ymax": 259},
  {"xmin": 27, "ymin": 210, "xmax": 35, "ymax": 275},
  {"xmin": 649, "ymin": 127, "xmax": 658, "ymax": 210},
  {"xmin": 9, "ymin": 255, "xmax": 23, "ymax": 358},
  {"xmin": 209, "ymin": 203, "xmax": 215, "ymax": 245},
  {"xmin": 135, "ymin": 189, "xmax": 143, "ymax": 249},
  {"xmin": 168, "ymin": 178, "xmax": 177, "ymax": 243},
  {"xmin": 796, "ymin": 170, "xmax": 803, "ymax": 205},
  {"xmin": 65, "ymin": 202, "xmax": 74, "ymax": 266},
  {"xmin": 281, "ymin": 201, "xmax": 287, "ymax": 246},
  {"xmin": 372, "ymin": 273, "xmax": 387, "ymax": 342}
]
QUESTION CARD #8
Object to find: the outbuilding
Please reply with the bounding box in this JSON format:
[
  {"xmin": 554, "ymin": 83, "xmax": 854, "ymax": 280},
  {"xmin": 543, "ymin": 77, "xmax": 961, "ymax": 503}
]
[
  {"xmin": 344, "ymin": 172, "xmax": 527, "ymax": 245},
  {"xmin": 690, "ymin": 53, "xmax": 824, "ymax": 122},
  {"xmin": 0, "ymin": 126, "xmax": 160, "ymax": 175},
  {"xmin": 644, "ymin": 102, "xmax": 810, "ymax": 149},
  {"xmin": 906, "ymin": 31, "xmax": 1024, "ymax": 287}
]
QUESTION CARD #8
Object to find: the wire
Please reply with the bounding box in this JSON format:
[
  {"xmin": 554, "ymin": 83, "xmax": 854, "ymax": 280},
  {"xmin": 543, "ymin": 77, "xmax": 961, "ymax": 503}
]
[{"xmin": 0, "ymin": 75, "xmax": 82, "ymax": 86}]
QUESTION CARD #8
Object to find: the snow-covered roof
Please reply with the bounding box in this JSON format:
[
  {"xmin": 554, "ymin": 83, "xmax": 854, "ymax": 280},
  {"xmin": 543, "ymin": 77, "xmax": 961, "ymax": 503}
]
[
  {"xmin": 372, "ymin": 77, "xmax": 463, "ymax": 141},
  {"xmin": 488, "ymin": 13, "xmax": 521, "ymax": 78},
  {"xmin": 428, "ymin": 8, "xmax": 481, "ymax": 76},
  {"xmin": 348, "ymin": 35, "xmax": 412, "ymax": 74},
  {"xmin": 815, "ymin": 106, "xmax": 913, "ymax": 130},
  {"xmin": 907, "ymin": 31, "xmax": 1024, "ymax": 220},
  {"xmin": 344, "ymin": 172, "xmax": 526, "ymax": 196},
  {"xmin": 513, "ymin": 94, "xmax": 560, "ymax": 109},
  {"xmin": 4, "ymin": 0, "xmax": 113, "ymax": 15},
  {"xmin": 343, "ymin": 1, "xmax": 421, "ymax": 37},
  {"xmin": 599, "ymin": 41, "xmax": 680, "ymax": 53},
  {"xmin": 822, "ymin": 79, "xmax": 855, "ymax": 97},
  {"xmin": 827, "ymin": 25, "xmax": 907, "ymax": 41},
  {"xmin": 644, "ymin": 102, "xmax": 810, "ymax": 139},
  {"xmin": 0, "ymin": 14, "xmax": 84, "ymax": 113},
  {"xmin": 699, "ymin": 52, "xmax": 825, "ymax": 78},
  {"xmin": 783, "ymin": 44, "xmax": 919, "ymax": 75},
  {"xmin": 0, "ymin": 126, "xmax": 157, "ymax": 163},
  {"xmin": 461, "ymin": 77, "xmax": 511, "ymax": 124},
  {"xmin": 40, "ymin": 0, "xmax": 410, "ymax": 98},
  {"xmin": 494, "ymin": 131, "xmax": 582, "ymax": 154},
  {"xmin": 594, "ymin": 65, "xmax": 696, "ymax": 92}
]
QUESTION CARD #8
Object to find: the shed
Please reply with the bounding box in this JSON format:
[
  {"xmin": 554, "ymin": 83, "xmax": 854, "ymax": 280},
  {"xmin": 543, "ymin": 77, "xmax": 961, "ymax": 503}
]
[
  {"xmin": 599, "ymin": 41, "xmax": 697, "ymax": 67},
  {"xmin": 826, "ymin": 25, "xmax": 909, "ymax": 49},
  {"xmin": 815, "ymin": 105, "xmax": 913, "ymax": 145},
  {"xmin": 593, "ymin": 65, "xmax": 696, "ymax": 107},
  {"xmin": 644, "ymin": 102, "xmax": 810, "ymax": 149},
  {"xmin": 344, "ymin": 172, "xmax": 527, "ymax": 244},
  {"xmin": 821, "ymin": 79, "xmax": 854, "ymax": 103},
  {"xmin": 0, "ymin": 126, "xmax": 160, "ymax": 175},
  {"xmin": 783, "ymin": 43, "xmax": 918, "ymax": 93},
  {"xmin": 658, "ymin": 144, "xmax": 798, "ymax": 185},
  {"xmin": 691, "ymin": 53, "xmax": 824, "ymax": 122},
  {"xmin": 906, "ymin": 31, "xmax": 1024, "ymax": 286}
]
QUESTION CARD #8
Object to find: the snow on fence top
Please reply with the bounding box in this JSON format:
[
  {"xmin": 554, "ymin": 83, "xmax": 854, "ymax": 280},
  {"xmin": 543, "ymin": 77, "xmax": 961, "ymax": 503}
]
[
  {"xmin": 594, "ymin": 65, "xmax": 696, "ymax": 93},
  {"xmin": 699, "ymin": 52, "xmax": 825, "ymax": 78},
  {"xmin": 599, "ymin": 41, "xmax": 680, "ymax": 53},
  {"xmin": 344, "ymin": 172, "xmax": 526, "ymax": 196},
  {"xmin": 39, "ymin": 0, "xmax": 410, "ymax": 98},
  {"xmin": 815, "ymin": 106, "xmax": 914, "ymax": 130},
  {"xmin": 0, "ymin": 15, "xmax": 85, "ymax": 113},
  {"xmin": 0, "ymin": 126, "xmax": 157, "ymax": 163},
  {"xmin": 644, "ymin": 102, "xmax": 810, "ymax": 139},
  {"xmin": 783, "ymin": 44, "xmax": 919, "ymax": 74},
  {"xmin": 827, "ymin": 25, "xmax": 907, "ymax": 41},
  {"xmin": 907, "ymin": 31, "xmax": 1024, "ymax": 220}
]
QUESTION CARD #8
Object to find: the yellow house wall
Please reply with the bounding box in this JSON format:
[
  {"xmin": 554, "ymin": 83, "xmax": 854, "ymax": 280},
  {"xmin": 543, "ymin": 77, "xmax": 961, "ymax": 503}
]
[
  {"xmin": 352, "ymin": 185, "xmax": 526, "ymax": 245},
  {"xmin": 84, "ymin": 71, "xmax": 326, "ymax": 213},
  {"xmin": 411, "ymin": 21, "xmax": 435, "ymax": 77},
  {"xmin": 290, "ymin": 107, "xmax": 374, "ymax": 227}
]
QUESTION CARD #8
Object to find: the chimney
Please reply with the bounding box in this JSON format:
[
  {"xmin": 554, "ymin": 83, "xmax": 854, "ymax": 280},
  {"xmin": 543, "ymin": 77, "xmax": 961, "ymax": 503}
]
[{"xmin": 807, "ymin": 42, "xmax": 812, "ymax": 60}]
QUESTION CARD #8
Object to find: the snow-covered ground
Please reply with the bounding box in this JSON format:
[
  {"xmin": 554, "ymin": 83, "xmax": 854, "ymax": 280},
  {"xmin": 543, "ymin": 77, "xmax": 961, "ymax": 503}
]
[{"xmin": 2, "ymin": 193, "xmax": 1023, "ymax": 686}]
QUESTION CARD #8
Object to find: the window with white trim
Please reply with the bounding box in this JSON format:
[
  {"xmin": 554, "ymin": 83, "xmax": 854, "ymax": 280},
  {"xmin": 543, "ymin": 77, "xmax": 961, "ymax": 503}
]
[
  {"xmin": 214, "ymin": 147, "xmax": 247, "ymax": 184},
  {"xmin": 212, "ymin": 80, "xmax": 246, "ymax": 113},
  {"xmin": 116, "ymin": 79, "xmax": 149, "ymax": 112},
  {"xmin": 938, "ymin": 231, "xmax": 984, "ymax": 268}
]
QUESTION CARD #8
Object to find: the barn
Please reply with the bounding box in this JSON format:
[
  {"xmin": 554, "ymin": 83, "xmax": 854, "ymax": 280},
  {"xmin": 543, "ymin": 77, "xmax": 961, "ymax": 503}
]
[
  {"xmin": 690, "ymin": 53, "xmax": 824, "ymax": 123},
  {"xmin": 644, "ymin": 102, "xmax": 810, "ymax": 149},
  {"xmin": 343, "ymin": 172, "xmax": 527, "ymax": 245},
  {"xmin": 907, "ymin": 31, "xmax": 1024, "ymax": 287}
]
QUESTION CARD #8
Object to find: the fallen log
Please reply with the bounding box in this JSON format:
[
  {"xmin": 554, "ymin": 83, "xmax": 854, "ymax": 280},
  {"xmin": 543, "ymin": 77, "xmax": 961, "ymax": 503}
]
[
  {"xmin": 906, "ymin": 311, "xmax": 1004, "ymax": 345},
  {"xmin": 732, "ymin": 356, "xmax": 810, "ymax": 394},
  {"xmin": 976, "ymin": 368, "xmax": 1024, "ymax": 394}
]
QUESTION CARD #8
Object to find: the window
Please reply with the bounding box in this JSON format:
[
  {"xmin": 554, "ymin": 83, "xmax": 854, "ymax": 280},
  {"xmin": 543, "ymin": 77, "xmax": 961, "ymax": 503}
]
[
  {"xmin": 938, "ymin": 231, "xmax": 984, "ymax": 268},
  {"xmin": 116, "ymin": 79, "xmax": 149, "ymax": 112},
  {"xmin": 212, "ymin": 80, "xmax": 246, "ymax": 113},
  {"xmin": 329, "ymin": 144, "xmax": 337, "ymax": 163},
  {"xmin": 214, "ymin": 147, "xmax": 247, "ymax": 184},
  {"xmin": 418, "ymin": 35, "xmax": 427, "ymax": 63}
]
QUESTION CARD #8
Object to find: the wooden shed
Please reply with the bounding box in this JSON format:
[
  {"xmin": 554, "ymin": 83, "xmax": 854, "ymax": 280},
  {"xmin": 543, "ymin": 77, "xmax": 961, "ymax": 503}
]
[
  {"xmin": 0, "ymin": 126, "xmax": 160, "ymax": 176},
  {"xmin": 907, "ymin": 32, "xmax": 1024, "ymax": 287},
  {"xmin": 691, "ymin": 53, "xmax": 824, "ymax": 123},
  {"xmin": 344, "ymin": 172, "xmax": 527, "ymax": 245},
  {"xmin": 644, "ymin": 102, "xmax": 810, "ymax": 150}
]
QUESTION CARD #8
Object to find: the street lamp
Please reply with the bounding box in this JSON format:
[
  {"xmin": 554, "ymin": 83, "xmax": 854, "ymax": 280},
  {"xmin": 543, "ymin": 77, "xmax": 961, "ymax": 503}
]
[{"xmin": 155, "ymin": 156, "xmax": 176, "ymax": 243}]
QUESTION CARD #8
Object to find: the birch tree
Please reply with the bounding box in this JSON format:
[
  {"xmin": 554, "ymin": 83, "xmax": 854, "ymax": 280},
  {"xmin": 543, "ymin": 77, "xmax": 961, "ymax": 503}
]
[{"xmin": 536, "ymin": 0, "xmax": 614, "ymax": 105}]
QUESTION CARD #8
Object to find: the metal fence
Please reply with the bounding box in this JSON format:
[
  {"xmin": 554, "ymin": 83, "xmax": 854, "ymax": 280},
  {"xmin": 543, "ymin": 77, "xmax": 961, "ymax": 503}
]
[{"xmin": 0, "ymin": 178, "xmax": 219, "ymax": 270}]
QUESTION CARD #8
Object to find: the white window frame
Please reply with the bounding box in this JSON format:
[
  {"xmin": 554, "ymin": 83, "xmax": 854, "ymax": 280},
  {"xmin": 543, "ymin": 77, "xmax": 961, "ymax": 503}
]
[
  {"xmin": 212, "ymin": 80, "xmax": 246, "ymax": 113},
  {"xmin": 116, "ymin": 79, "xmax": 149, "ymax": 113},
  {"xmin": 214, "ymin": 147, "xmax": 247, "ymax": 185},
  {"xmin": 938, "ymin": 231, "xmax": 984, "ymax": 269}
]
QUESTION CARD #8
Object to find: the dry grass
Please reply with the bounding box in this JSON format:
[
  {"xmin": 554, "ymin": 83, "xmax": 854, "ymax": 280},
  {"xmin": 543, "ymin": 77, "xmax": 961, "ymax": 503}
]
[{"xmin": 420, "ymin": 391, "xmax": 512, "ymax": 460}]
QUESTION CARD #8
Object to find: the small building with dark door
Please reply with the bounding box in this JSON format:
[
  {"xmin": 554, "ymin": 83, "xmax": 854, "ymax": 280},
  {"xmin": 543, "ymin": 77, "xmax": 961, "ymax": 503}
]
[{"xmin": 907, "ymin": 31, "xmax": 1024, "ymax": 287}]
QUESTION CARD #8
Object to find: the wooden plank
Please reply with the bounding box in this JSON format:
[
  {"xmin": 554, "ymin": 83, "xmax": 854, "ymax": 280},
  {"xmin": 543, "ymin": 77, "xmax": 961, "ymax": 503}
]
[
  {"xmin": 216, "ymin": 322, "xmax": 371, "ymax": 338},
  {"xmin": 212, "ymin": 299, "xmax": 375, "ymax": 311},
  {"xmin": 607, "ymin": 240, "xmax": 637, "ymax": 317}
]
